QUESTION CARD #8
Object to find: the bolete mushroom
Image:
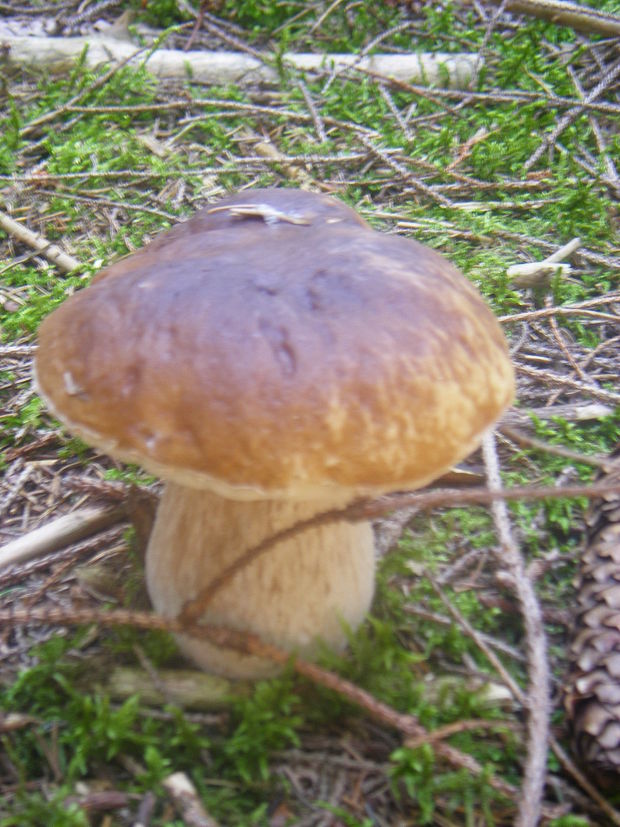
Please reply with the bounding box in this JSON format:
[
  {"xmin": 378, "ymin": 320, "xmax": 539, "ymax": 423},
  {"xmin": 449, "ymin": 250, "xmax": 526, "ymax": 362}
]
[{"xmin": 35, "ymin": 188, "xmax": 514, "ymax": 679}]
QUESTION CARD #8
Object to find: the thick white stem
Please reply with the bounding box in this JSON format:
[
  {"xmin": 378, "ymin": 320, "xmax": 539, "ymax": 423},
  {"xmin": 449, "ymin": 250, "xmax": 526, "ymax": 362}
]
[{"xmin": 146, "ymin": 484, "xmax": 375, "ymax": 679}]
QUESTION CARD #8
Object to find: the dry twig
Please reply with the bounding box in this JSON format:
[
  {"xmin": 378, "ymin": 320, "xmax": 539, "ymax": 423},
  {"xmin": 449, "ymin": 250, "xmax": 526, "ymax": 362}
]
[
  {"xmin": 481, "ymin": 0, "xmax": 620, "ymax": 36},
  {"xmin": 163, "ymin": 772, "xmax": 220, "ymax": 827},
  {"xmin": 5, "ymin": 37, "xmax": 480, "ymax": 89},
  {"xmin": 0, "ymin": 208, "xmax": 80, "ymax": 273},
  {"xmin": 0, "ymin": 505, "xmax": 127, "ymax": 569},
  {"xmin": 178, "ymin": 478, "xmax": 620, "ymax": 626},
  {"xmin": 482, "ymin": 433, "xmax": 550, "ymax": 827},
  {"xmin": 0, "ymin": 603, "xmax": 537, "ymax": 809}
]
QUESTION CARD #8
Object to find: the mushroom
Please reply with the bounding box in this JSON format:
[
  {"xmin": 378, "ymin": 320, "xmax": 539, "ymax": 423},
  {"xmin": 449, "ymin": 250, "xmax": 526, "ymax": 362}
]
[{"xmin": 34, "ymin": 188, "xmax": 514, "ymax": 679}]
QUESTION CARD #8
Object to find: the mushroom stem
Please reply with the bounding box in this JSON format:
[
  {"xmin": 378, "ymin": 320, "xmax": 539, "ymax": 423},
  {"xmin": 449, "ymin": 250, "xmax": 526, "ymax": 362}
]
[{"xmin": 145, "ymin": 484, "xmax": 375, "ymax": 679}]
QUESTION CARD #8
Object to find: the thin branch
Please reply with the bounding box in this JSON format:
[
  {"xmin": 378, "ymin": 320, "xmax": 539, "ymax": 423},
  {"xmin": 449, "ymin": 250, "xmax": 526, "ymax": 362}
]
[
  {"xmin": 498, "ymin": 293, "xmax": 620, "ymax": 323},
  {"xmin": 524, "ymin": 58, "xmax": 620, "ymax": 171},
  {"xmin": 35, "ymin": 189, "xmax": 179, "ymax": 222},
  {"xmin": 178, "ymin": 478, "xmax": 619, "ymax": 625},
  {"xmin": 482, "ymin": 432, "xmax": 549, "ymax": 827},
  {"xmin": 296, "ymin": 79, "xmax": 328, "ymax": 143},
  {"xmin": 428, "ymin": 575, "xmax": 527, "ymax": 704},
  {"xmin": 0, "ymin": 604, "xmax": 524, "ymax": 807},
  {"xmin": 484, "ymin": 0, "xmax": 620, "ymax": 36},
  {"xmin": 0, "ymin": 209, "xmax": 81, "ymax": 273},
  {"xmin": 0, "ymin": 529, "xmax": 126, "ymax": 591},
  {"xmin": 516, "ymin": 363, "xmax": 620, "ymax": 405},
  {"xmin": 359, "ymin": 135, "xmax": 453, "ymax": 207},
  {"xmin": 404, "ymin": 603, "xmax": 525, "ymax": 661},
  {"xmin": 404, "ymin": 718, "xmax": 520, "ymax": 750},
  {"xmin": 499, "ymin": 425, "xmax": 609, "ymax": 468},
  {"xmin": 162, "ymin": 772, "xmax": 220, "ymax": 827},
  {"xmin": 0, "ymin": 506, "xmax": 127, "ymax": 570},
  {"xmin": 548, "ymin": 734, "xmax": 620, "ymax": 827}
]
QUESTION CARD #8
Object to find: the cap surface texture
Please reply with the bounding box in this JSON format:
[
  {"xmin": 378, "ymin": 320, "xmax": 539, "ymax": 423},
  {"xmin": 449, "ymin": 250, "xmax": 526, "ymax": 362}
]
[{"xmin": 35, "ymin": 188, "xmax": 514, "ymax": 499}]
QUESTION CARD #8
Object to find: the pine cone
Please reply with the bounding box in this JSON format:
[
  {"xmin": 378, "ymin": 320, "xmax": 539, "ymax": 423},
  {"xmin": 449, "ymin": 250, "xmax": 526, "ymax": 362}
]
[{"xmin": 564, "ymin": 449, "xmax": 620, "ymax": 779}]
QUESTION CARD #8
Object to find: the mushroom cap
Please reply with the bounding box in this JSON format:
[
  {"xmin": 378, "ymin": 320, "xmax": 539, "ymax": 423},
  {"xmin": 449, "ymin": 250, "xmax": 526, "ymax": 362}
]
[{"xmin": 35, "ymin": 188, "xmax": 514, "ymax": 500}]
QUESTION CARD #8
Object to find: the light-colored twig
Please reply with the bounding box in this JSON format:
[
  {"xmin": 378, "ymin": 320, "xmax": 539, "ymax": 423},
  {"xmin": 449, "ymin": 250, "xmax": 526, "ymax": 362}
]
[
  {"xmin": 0, "ymin": 209, "xmax": 81, "ymax": 273},
  {"xmin": 545, "ymin": 297, "xmax": 591, "ymax": 383},
  {"xmin": 516, "ymin": 363, "xmax": 620, "ymax": 405},
  {"xmin": 0, "ymin": 505, "xmax": 126, "ymax": 570},
  {"xmin": 482, "ymin": 432, "xmax": 549, "ymax": 827},
  {"xmin": 568, "ymin": 67, "xmax": 619, "ymax": 191},
  {"xmin": 501, "ymin": 403, "xmax": 615, "ymax": 427},
  {"xmin": 4, "ymin": 37, "xmax": 480, "ymax": 89},
  {"xmin": 506, "ymin": 237, "xmax": 580, "ymax": 287},
  {"xmin": 296, "ymin": 79, "xmax": 327, "ymax": 143},
  {"xmin": 404, "ymin": 718, "xmax": 520, "ymax": 750},
  {"xmin": 498, "ymin": 292, "xmax": 620, "ymax": 323},
  {"xmin": 359, "ymin": 135, "xmax": 453, "ymax": 207},
  {"xmin": 104, "ymin": 666, "xmax": 249, "ymax": 709},
  {"xmin": 548, "ymin": 734, "xmax": 620, "ymax": 827},
  {"xmin": 482, "ymin": 0, "xmax": 620, "ymax": 36},
  {"xmin": 163, "ymin": 772, "xmax": 220, "ymax": 827},
  {"xmin": 428, "ymin": 575, "xmax": 528, "ymax": 704},
  {"xmin": 0, "ymin": 528, "xmax": 126, "ymax": 591}
]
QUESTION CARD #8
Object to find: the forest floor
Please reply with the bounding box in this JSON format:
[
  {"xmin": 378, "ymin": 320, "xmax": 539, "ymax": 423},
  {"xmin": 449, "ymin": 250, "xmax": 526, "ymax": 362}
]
[{"xmin": 0, "ymin": 1, "xmax": 619, "ymax": 825}]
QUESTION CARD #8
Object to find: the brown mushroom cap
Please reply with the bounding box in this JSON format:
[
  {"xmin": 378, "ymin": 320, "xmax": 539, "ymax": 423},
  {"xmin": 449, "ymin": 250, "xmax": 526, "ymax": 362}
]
[{"xmin": 35, "ymin": 188, "xmax": 514, "ymax": 499}]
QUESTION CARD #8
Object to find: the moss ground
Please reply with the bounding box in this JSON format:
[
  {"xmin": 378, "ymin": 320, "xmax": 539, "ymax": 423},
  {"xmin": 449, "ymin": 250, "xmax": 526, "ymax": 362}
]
[{"xmin": 0, "ymin": 1, "xmax": 619, "ymax": 824}]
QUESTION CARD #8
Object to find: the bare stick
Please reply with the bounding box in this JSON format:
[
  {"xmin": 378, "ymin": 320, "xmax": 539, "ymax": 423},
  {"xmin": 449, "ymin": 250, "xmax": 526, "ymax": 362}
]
[
  {"xmin": 568, "ymin": 67, "xmax": 619, "ymax": 190},
  {"xmin": 481, "ymin": 0, "xmax": 620, "ymax": 36},
  {"xmin": 498, "ymin": 292, "xmax": 620, "ymax": 323},
  {"xmin": 499, "ymin": 425, "xmax": 608, "ymax": 468},
  {"xmin": 502, "ymin": 404, "xmax": 614, "ymax": 427},
  {"xmin": 104, "ymin": 666, "xmax": 249, "ymax": 709},
  {"xmin": 548, "ymin": 734, "xmax": 620, "ymax": 827},
  {"xmin": 0, "ymin": 209, "xmax": 80, "ymax": 273},
  {"xmin": 428, "ymin": 575, "xmax": 526, "ymax": 703},
  {"xmin": 404, "ymin": 718, "xmax": 520, "ymax": 750},
  {"xmin": 4, "ymin": 37, "xmax": 480, "ymax": 89},
  {"xmin": 1, "ymin": 478, "xmax": 615, "ymax": 581},
  {"xmin": 482, "ymin": 432, "xmax": 549, "ymax": 827},
  {"xmin": 516, "ymin": 364, "xmax": 620, "ymax": 405},
  {"xmin": 163, "ymin": 772, "xmax": 220, "ymax": 827},
  {"xmin": 506, "ymin": 237, "xmax": 580, "ymax": 287},
  {"xmin": 0, "ymin": 505, "xmax": 126, "ymax": 570},
  {"xmin": 359, "ymin": 134, "xmax": 453, "ymax": 207}
]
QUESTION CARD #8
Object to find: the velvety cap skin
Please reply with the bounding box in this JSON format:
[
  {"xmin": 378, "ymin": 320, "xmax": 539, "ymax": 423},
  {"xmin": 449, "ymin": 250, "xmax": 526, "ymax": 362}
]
[{"xmin": 35, "ymin": 188, "xmax": 514, "ymax": 500}]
